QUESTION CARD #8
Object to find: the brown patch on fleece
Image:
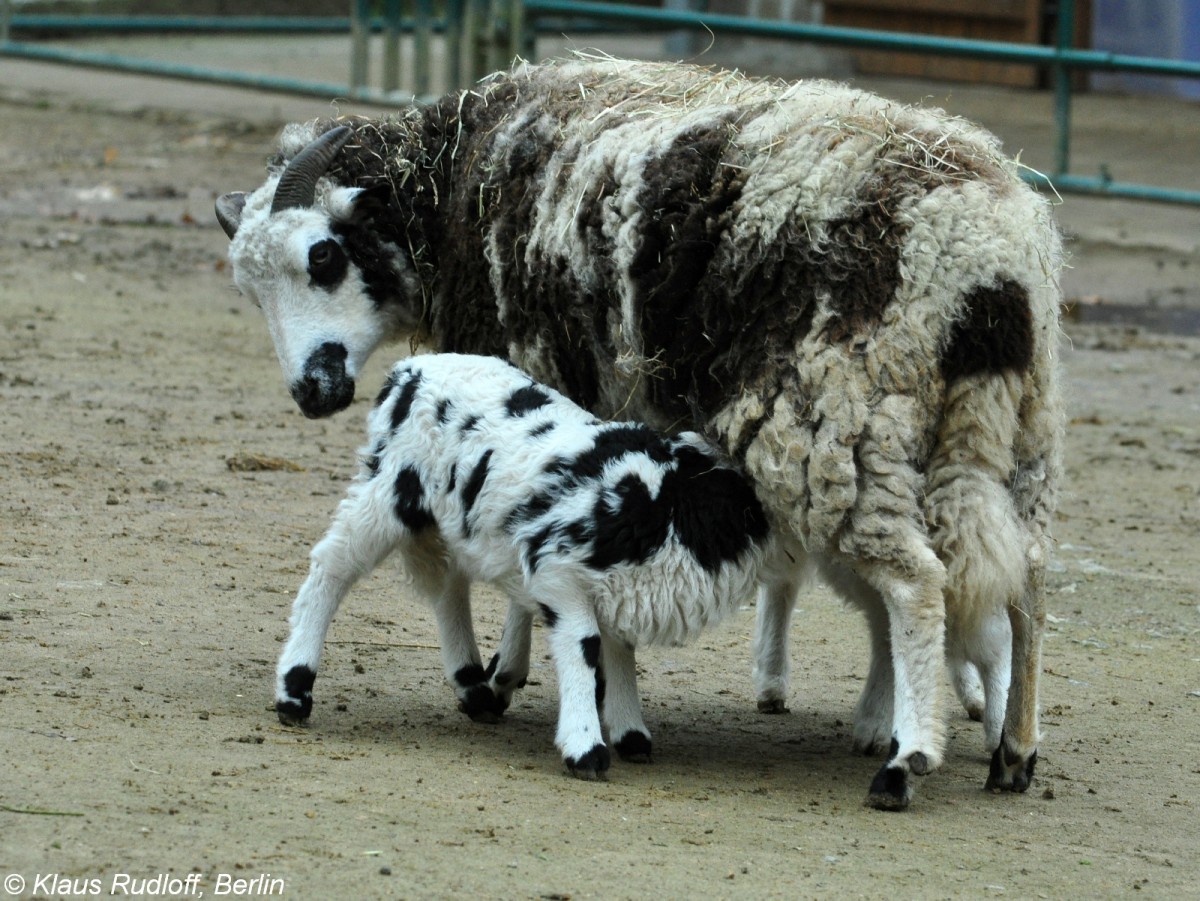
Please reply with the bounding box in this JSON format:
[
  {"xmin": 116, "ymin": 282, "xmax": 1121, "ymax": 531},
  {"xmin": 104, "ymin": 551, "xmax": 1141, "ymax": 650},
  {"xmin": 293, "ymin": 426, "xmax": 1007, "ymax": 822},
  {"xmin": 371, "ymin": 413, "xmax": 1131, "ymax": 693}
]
[{"xmin": 941, "ymin": 279, "xmax": 1034, "ymax": 382}]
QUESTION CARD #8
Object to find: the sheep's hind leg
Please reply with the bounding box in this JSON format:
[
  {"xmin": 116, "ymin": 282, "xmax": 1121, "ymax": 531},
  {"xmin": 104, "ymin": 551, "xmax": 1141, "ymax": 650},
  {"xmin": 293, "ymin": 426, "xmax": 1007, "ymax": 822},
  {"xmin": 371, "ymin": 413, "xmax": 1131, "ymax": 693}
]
[
  {"xmin": 483, "ymin": 602, "xmax": 535, "ymax": 716},
  {"xmin": 275, "ymin": 485, "xmax": 403, "ymax": 725},
  {"xmin": 850, "ymin": 547, "xmax": 948, "ymax": 811},
  {"xmin": 432, "ymin": 569, "xmax": 508, "ymax": 724},
  {"xmin": 986, "ymin": 568, "xmax": 1044, "ymax": 793},
  {"xmin": 601, "ymin": 633, "xmax": 651, "ymax": 763}
]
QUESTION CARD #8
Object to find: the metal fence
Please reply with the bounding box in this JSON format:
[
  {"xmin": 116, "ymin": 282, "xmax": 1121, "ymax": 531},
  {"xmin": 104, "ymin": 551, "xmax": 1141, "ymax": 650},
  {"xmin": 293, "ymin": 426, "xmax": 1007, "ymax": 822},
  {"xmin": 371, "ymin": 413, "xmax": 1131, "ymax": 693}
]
[{"xmin": 3, "ymin": 0, "xmax": 1200, "ymax": 204}]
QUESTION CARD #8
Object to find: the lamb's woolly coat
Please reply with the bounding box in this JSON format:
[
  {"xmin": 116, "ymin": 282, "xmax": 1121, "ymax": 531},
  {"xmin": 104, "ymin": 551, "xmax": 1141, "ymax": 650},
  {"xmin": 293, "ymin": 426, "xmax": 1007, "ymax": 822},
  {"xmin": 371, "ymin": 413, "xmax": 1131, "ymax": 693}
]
[
  {"xmin": 222, "ymin": 56, "xmax": 1064, "ymax": 808},
  {"xmin": 276, "ymin": 353, "xmax": 776, "ymax": 775}
]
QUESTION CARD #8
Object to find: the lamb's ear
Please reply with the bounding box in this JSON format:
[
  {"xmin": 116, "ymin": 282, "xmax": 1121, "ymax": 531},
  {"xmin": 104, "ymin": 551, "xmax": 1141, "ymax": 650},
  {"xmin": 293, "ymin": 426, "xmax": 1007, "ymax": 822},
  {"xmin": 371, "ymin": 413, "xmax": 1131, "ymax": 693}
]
[
  {"xmin": 215, "ymin": 192, "xmax": 248, "ymax": 239},
  {"xmin": 348, "ymin": 184, "xmax": 393, "ymax": 223}
]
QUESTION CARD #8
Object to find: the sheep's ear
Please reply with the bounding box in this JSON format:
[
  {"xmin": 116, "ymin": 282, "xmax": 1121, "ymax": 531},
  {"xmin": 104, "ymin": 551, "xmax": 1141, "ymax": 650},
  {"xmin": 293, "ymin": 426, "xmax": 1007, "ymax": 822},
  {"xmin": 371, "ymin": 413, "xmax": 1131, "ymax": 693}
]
[
  {"xmin": 215, "ymin": 192, "xmax": 247, "ymax": 239},
  {"xmin": 348, "ymin": 184, "xmax": 392, "ymax": 223}
]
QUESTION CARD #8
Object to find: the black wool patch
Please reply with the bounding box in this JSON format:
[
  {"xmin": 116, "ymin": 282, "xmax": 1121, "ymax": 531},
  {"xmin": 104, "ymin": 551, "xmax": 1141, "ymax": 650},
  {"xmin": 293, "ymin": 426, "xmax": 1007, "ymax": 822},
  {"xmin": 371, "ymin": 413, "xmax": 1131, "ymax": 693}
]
[
  {"xmin": 389, "ymin": 371, "xmax": 423, "ymax": 431},
  {"xmin": 505, "ymin": 384, "xmax": 552, "ymax": 417},
  {"xmin": 538, "ymin": 603, "xmax": 558, "ymax": 628},
  {"xmin": 394, "ymin": 465, "xmax": 435, "ymax": 531},
  {"xmin": 660, "ymin": 444, "xmax": 770, "ymax": 573},
  {"xmin": 504, "ymin": 492, "xmax": 553, "ymax": 533},
  {"xmin": 528, "ymin": 421, "xmax": 556, "ymax": 439},
  {"xmin": 631, "ymin": 117, "xmax": 746, "ymax": 419},
  {"xmin": 523, "ymin": 524, "xmax": 554, "ymax": 574},
  {"xmin": 453, "ymin": 663, "xmax": 489, "ymax": 687},
  {"xmin": 587, "ymin": 474, "xmax": 672, "ymax": 570},
  {"xmin": 436, "ymin": 398, "xmax": 453, "ymax": 424},
  {"xmin": 460, "ymin": 449, "xmax": 493, "ymax": 521},
  {"xmin": 941, "ymin": 279, "xmax": 1034, "ymax": 382},
  {"xmin": 580, "ymin": 635, "xmax": 602, "ymax": 670},
  {"xmin": 364, "ymin": 438, "xmax": 387, "ymax": 479},
  {"xmin": 561, "ymin": 425, "xmax": 672, "ymax": 483},
  {"xmin": 460, "ymin": 414, "xmax": 481, "ymax": 433}
]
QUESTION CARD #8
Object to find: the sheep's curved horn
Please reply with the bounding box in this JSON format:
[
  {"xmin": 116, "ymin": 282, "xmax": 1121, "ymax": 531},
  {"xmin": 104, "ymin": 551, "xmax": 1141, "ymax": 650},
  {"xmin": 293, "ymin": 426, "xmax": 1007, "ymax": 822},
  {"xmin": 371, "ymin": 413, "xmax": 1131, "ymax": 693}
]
[{"xmin": 270, "ymin": 125, "xmax": 353, "ymax": 215}]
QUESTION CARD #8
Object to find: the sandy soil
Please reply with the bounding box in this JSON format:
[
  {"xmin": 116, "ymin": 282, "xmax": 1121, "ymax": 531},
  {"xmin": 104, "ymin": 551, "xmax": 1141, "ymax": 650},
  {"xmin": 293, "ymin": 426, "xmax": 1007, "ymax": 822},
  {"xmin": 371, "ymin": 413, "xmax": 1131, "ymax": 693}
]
[{"xmin": 2, "ymin": 88, "xmax": 1199, "ymax": 901}]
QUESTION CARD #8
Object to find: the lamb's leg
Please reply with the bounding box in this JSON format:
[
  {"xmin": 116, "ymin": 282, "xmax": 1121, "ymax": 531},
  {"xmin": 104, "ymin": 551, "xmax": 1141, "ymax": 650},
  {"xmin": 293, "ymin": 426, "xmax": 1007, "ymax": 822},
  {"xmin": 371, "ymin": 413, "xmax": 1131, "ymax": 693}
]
[
  {"xmin": 600, "ymin": 632, "xmax": 651, "ymax": 763},
  {"xmin": 537, "ymin": 595, "xmax": 610, "ymax": 779},
  {"xmin": 987, "ymin": 566, "xmax": 1044, "ymax": 793},
  {"xmin": 275, "ymin": 485, "xmax": 404, "ymax": 725},
  {"xmin": 431, "ymin": 569, "xmax": 507, "ymax": 723},
  {"xmin": 484, "ymin": 601, "xmax": 535, "ymax": 715},
  {"xmin": 752, "ymin": 577, "xmax": 798, "ymax": 714}
]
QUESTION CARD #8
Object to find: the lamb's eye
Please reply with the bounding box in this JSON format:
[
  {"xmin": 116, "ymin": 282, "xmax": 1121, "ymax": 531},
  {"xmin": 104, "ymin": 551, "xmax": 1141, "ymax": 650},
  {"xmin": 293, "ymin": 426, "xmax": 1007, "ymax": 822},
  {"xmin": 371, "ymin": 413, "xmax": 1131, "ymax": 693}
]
[{"xmin": 308, "ymin": 238, "xmax": 348, "ymax": 289}]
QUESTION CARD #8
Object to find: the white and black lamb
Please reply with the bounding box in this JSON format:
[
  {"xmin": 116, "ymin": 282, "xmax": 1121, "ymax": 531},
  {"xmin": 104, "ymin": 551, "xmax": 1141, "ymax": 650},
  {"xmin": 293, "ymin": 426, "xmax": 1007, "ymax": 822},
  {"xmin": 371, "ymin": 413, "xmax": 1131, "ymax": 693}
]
[
  {"xmin": 275, "ymin": 352, "xmax": 784, "ymax": 777},
  {"xmin": 217, "ymin": 56, "xmax": 1065, "ymax": 809}
]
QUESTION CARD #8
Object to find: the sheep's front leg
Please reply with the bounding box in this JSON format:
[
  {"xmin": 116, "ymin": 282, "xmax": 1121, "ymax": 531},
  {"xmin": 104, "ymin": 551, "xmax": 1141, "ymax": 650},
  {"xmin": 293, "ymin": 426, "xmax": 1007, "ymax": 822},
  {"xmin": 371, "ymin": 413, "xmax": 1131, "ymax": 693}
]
[
  {"xmin": 484, "ymin": 602, "xmax": 534, "ymax": 715},
  {"xmin": 601, "ymin": 633, "xmax": 651, "ymax": 762},
  {"xmin": 539, "ymin": 597, "xmax": 610, "ymax": 779},
  {"xmin": 275, "ymin": 485, "xmax": 402, "ymax": 725}
]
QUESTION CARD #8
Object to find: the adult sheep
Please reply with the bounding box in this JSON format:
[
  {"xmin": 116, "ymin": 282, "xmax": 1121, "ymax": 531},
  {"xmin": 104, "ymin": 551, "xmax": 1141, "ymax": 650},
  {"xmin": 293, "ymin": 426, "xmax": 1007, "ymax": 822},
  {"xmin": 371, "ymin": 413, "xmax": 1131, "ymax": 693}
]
[{"xmin": 216, "ymin": 56, "xmax": 1064, "ymax": 810}]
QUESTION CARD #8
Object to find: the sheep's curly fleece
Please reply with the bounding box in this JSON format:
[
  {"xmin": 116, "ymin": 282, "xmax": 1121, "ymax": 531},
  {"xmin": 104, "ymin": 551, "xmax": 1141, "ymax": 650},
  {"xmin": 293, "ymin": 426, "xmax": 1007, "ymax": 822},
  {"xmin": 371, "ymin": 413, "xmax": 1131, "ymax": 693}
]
[
  {"xmin": 267, "ymin": 56, "xmax": 1065, "ymax": 800},
  {"xmin": 278, "ymin": 56, "xmax": 1063, "ymax": 565}
]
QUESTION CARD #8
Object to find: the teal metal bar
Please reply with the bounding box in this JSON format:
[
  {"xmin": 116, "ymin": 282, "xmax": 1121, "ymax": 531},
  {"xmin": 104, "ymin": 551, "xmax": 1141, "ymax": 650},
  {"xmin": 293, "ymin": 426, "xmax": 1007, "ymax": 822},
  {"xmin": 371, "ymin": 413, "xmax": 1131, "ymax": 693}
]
[
  {"xmin": 1021, "ymin": 171, "xmax": 1200, "ymax": 206},
  {"xmin": 1053, "ymin": 0, "xmax": 1075, "ymax": 178},
  {"xmin": 0, "ymin": 39, "xmax": 388, "ymax": 102},
  {"xmin": 9, "ymin": 15, "xmax": 351, "ymax": 33}
]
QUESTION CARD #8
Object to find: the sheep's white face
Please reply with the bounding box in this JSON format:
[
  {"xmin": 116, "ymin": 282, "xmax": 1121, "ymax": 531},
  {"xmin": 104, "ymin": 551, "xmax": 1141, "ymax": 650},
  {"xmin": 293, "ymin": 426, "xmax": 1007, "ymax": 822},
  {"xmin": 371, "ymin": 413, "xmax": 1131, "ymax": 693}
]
[{"xmin": 219, "ymin": 181, "xmax": 413, "ymax": 418}]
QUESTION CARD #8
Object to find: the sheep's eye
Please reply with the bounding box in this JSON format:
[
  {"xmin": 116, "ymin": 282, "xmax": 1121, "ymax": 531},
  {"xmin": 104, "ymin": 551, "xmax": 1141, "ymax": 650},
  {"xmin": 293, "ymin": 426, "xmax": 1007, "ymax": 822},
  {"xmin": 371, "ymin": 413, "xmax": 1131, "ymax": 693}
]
[{"xmin": 308, "ymin": 238, "xmax": 348, "ymax": 289}]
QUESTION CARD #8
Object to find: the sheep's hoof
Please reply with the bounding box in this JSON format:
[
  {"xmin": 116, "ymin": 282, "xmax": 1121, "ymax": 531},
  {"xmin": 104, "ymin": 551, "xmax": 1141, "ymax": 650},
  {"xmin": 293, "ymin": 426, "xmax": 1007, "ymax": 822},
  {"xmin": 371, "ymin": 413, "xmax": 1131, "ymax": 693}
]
[
  {"xmin": 865, "ymin": 763, "xmax": 914, "ymax": 811},
  {"xmin": 757, "ymin": 697, "xmax": 789, "ymax": 715},
  {"xmin": 458, "ymin": 683, "xmax": 507, "ymax": 724},
  {"xmin": 276, "ymin": 665, "xmax": 315, "ymax": 725},
  {"xmin": 614, "ymin": 730, "xmax": 652, "ymax": 763},
  {"xmin": 985, "ymin": 732, "xmax": 1037, "ymax": 793},
  {"xmin": 565, "ymin": 744, "xmax": 611, "ymax": 780}
]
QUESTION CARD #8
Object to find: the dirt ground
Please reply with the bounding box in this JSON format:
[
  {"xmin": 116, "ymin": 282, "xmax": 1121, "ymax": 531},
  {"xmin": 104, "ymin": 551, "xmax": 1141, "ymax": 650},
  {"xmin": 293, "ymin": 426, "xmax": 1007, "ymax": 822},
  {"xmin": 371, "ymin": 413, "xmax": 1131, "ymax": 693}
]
[{"xmin": 2, "ymin": 70, "xmax": 1199, "ymax": 901}]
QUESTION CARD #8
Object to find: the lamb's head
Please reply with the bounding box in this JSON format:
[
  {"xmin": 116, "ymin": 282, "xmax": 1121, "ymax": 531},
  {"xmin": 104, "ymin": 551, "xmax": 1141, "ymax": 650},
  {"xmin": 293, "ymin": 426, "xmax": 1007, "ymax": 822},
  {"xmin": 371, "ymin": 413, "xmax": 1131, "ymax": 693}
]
[{"xmin": 216, "ymin": 125, "xmax": 421, "ymax": 419}]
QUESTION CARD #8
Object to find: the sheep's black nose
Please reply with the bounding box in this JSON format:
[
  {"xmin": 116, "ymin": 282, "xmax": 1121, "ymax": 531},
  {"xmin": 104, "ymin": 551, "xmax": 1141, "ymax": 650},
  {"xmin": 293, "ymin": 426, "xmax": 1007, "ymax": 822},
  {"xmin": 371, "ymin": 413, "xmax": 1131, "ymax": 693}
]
[{"xmin": 291, "ymin": 342, "xmax": 355, "ymax": 418}]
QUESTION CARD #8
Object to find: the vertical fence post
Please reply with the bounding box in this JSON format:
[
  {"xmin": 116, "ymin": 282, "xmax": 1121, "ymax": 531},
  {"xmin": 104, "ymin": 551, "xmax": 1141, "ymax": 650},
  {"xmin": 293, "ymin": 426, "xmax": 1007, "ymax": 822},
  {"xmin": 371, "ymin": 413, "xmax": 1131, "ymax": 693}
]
[
  {"xmin": 383, "ymin": 0, "xmax": 402, "ymax": 93},
  {"xmin": 445, "ymin": 0, "xmax": 465, "ymax": 91},
  {"xmin": 350, "ymin": 0, "xmax": 371, "ymax": 94},
  {"xmin": 508, "ymin": 0, "xmax": 527, "ymax": 63},
  {"xmin": 415, "ymin": 0, "xmax": 433, "ymax": 97},
  {"xmin": 1053, "ymin": 0, "xmax": 1075, "ymax": 179}
]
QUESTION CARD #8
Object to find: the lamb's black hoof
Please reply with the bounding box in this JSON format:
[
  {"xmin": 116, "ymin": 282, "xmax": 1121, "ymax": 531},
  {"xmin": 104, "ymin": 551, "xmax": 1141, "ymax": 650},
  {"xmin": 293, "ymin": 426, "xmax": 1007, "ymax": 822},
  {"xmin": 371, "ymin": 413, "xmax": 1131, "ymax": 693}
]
[
  {"xmin": 458, "ymin": 683, "xmax": 508, "ymax": 724},
  {"xmin": 276, "ymin": 665, "xmax": 315, "ymax": 725},
  {"xmin": 565, "ymin": 744, "xmax": 611, "ymax": 780},
  {"xmin": 866, "ymin": 763, "xmax": 913, "ymax": 811},
  {"xmin": 614, "ymin": 730, "xmax": 653, "ymax": 763},
  {"xmin": 986, "ymin": 735, "xmax": 1037, "ymax": 793}
]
